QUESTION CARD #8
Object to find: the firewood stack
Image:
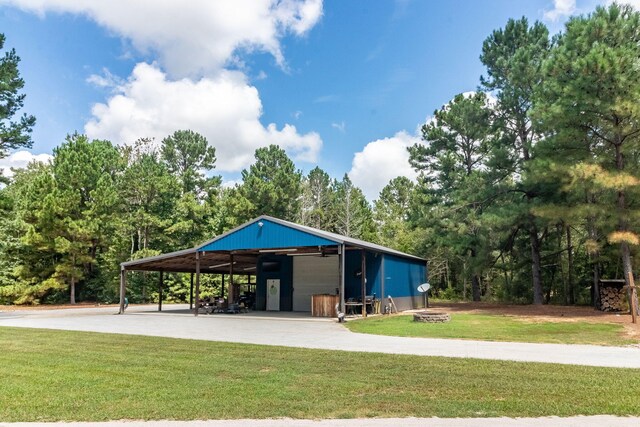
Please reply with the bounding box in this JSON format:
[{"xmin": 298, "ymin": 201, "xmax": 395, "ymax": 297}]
[{"xmin": 598, "ymin": 282, "xmax": 627, "ymax": 312}]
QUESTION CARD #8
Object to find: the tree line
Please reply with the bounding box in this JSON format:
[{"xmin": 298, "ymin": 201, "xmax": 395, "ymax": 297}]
[
  {"xmin": 408, "ymin": 3, "xmax": 640, "ymax": 306},
  {"xmin": 1, "ymin": 3, "xmax": 639, "ymax": 306},
  {"xmin": 0, "ymin": 131, "xmax": 378, "ymax": 304}
]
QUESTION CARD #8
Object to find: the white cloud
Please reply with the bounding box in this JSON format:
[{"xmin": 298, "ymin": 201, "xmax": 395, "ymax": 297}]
[
  {"xmin": 331, "ymin": 121, "xmax": 346, "ymax": 133},
  {"xmin": 86, "ymin": 67, "xmax": 124, "ymax": 89},
  {"xmin": 5, "ymin": 0, "xmax": 325, "ymax": 173},
  {"xmin": 313, "ymin": 94, "xmax": 339, "ymax": 103},
  {"xmin": 543, "ymin": 0, "xmax": 576, "ymax": 22},
  {"xmin": 5, "ymin": 0, "xmax": 323, "ymax": 78},
  {"xmin": 460, "ymin": 90, "xmax": 497, "ymax": 106},
  {"xmin": 0, "ymin": 150, "xmax": 52, "ymax": 177},
  {"xmin": 85, "ymin": 63, "xmax": 322, "ymax": 172},
  {"xmin": 348, "ymin": 131, "xmax": 419, "ymax": 201}
]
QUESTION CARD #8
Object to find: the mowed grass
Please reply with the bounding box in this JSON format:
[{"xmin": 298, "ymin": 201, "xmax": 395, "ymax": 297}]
[
  {"xmin": 345, "ymin": 314, "xmax": 636, "ymax": 346},
  {"xmin": 2, "ymin": 327, "xmax": 640, "ymax": 421}
]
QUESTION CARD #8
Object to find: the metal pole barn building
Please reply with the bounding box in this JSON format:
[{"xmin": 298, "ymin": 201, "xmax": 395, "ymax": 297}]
[{"xmin": 119, "ymin": 216, "xmax": 427, "ymax": 316}]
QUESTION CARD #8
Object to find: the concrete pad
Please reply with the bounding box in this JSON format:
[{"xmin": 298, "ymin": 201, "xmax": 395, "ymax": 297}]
[{"xmin": 1, "ymin": 304, "xmax": 639, "ymax": 368}]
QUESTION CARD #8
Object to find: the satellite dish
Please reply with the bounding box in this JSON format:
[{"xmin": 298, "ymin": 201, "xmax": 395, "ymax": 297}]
[{"xmin": 417, "ymin": 283, "xmax": 431, "ymax": 293}]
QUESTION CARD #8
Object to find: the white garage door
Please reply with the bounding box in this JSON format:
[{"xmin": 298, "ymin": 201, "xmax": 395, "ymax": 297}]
[{"xmin": 292, "ymin": 255, "xmax": 339, "ymax": 311}]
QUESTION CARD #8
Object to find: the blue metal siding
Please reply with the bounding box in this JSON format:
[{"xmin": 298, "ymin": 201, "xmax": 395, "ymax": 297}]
[
  {"xmin": 344, "ymin": 250, "xmax": 382, "ymax": 299},
  {"xmin": 366, "ymin": 252, "xmax": 382, "ymax": 298},
  {"xmin": 383, "ymin": 254, "xmax": 427, "ymax": 298},
  {"xmin": 199, "ymin": 218, "xmax": 338, "ymax": 251},
  {"xmin": 344, "ymin": 250, "xmax": 361, "ymax": 298}
]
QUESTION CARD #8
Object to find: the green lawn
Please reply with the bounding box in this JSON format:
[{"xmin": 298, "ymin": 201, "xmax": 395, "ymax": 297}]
[
  {"xmin": 344, "ymin": 314, "xmax": 636, "ymax": 346},
  {"xmin": 1, "ymin": 327, "xmax": 640, "ymax": 421}
]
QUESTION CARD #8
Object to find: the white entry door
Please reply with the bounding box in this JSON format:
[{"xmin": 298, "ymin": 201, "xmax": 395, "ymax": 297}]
[{"xmin": 266, "ymin": 279, "xmax": 280, "ymax": 311}]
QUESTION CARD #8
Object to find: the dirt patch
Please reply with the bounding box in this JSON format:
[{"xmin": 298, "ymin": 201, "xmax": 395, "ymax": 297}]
[{"xmin": 426, "ymin": 302, "xmax": 640, "ymax": 341}]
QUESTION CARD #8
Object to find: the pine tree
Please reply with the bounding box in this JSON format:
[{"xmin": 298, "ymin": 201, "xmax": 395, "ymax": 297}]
[
  {"xmin": 534, "ymin": 3, "xmax": 640, "ymax": 304},
  {"xmin": 409, "ymin": 92, "xmax": 493, "ymax": 301},
  {"xmin": 120, "ymin": 138, "xmax": 180, "ymax": 257},
  {"xmin": 50, "ymin": 134, "xmax": 122, "ymax": 303},
  {"xmin": 374, "ymin": 176, "xmax": 415, "ymax": 251},
  {"xmin": 160, "ymin": 129, "xmax": 220, "ymax": 197},
  {"xmin": 0, "ymin": 33, "xmax": 36, "ymax": 163},
  {"xmin": 238, "ymin": 145, "xmax": 302, "ymax": 222},
  {"xmin": 299, "ymin": 167, "xmax": 335, "ymax": 230},
  {"xmin": 331, "ymin": 174, "xmax": 374, "ymax": 240},
  {"xmin": 480, "ymin": 17, "xmax": 551, "ymax": 304}
]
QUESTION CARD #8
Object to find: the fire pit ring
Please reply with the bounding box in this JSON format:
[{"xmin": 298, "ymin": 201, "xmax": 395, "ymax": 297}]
[{"xmin": 413, "ymin": 311, "xmax": 450, "ymax": 323}]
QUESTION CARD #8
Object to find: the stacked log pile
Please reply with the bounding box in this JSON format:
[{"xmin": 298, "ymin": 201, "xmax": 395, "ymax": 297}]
[{"xmin": 599, "ymin": 286, "xmax": 627, "ymax": 312}]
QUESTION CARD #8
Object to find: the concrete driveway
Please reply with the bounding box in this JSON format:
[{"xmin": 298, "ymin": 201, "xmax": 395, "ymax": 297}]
[{"xmin": 1, "ymin": 304, "xmax": 639, "ymax": 368}]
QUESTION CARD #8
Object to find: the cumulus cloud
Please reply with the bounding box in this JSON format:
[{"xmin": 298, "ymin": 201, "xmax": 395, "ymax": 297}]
[
  {"xmin": 0, "ymin": 150, "xmax": 52, "ymax": 177},
  {"xmin": 4, "ymin": 0, "xmax": 325, "ymax": 173},
  {"xmin": 1, "ymin": 0, "xmax": 326, "ymax": 173},
  {"xmin": 543, "ymin": 0, "xmax": 576, "ymax": 22},
  {"xmin": 348, "ymin": 131, "xmax": 419, "ymax": 201},
  {"xmin": 5, "ymin": 0, "xmax": 323, "ymax": 78},
  {"xmin": 85, "ymin": 63, "xmax": 322, "ymax": 172}
]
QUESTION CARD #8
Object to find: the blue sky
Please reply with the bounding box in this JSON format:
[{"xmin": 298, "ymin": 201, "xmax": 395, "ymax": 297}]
[{"xmin": 0, "ymin": 0, "xmax": 613, "ymax": 199}]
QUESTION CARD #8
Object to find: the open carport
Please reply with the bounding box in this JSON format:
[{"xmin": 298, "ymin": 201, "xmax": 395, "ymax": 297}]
[{"xmin": 119, "ymin": 215, "xmax": 427, "ymax": 317}]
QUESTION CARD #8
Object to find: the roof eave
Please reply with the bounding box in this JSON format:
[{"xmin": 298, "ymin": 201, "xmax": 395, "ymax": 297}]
[{"xmin": 121, "ymin": 247, "xmax": 197, "ymax": 268}]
